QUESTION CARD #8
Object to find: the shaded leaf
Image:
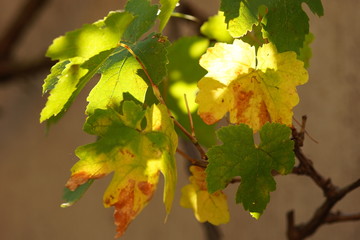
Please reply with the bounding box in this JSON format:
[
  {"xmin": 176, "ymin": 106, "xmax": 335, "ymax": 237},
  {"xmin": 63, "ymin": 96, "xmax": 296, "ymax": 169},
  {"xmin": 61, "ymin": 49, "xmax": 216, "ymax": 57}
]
[
  {"xmin": 122, "ymin": 0, "xmax": 158, "ymax": 42},
  {"xmin": 298, "ymin": 33, "xmax": 314, "ymax": 68},
  {"xmin": 220, "ymin": 0, "xmax": 323, "ymax": 53},
  {"xmin": 206, "ymin": 123, "xmax": 294, "ymax": 216}
]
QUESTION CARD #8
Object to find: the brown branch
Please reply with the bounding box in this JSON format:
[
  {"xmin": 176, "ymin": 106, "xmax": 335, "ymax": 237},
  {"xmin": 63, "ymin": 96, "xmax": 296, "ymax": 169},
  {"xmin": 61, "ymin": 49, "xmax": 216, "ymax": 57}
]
[
  {"xmin": 287, "ymin": 116, "xmax": 360, "ymax": 240},
  {"xmin": 325, "ymin": 211, "xmax": 360, "ymax": 224},
  {"xmin": 0, "ymin": 0, "xmax": 50, "ymax": 60},
  {"xmin": 176, "ymin": 148, "xmax": 207, "ymax": 168},
  {"xmin": 0, "ymin": 58, "xmax": 53, "ymax": 83}
]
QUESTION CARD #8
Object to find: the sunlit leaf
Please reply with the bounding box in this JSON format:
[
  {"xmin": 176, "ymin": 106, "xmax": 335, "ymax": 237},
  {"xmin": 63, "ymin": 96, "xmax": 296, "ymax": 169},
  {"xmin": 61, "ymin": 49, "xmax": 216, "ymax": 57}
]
[{"xmin": 196, "ymin": 40, "xmax": 308, "ymax": 132}]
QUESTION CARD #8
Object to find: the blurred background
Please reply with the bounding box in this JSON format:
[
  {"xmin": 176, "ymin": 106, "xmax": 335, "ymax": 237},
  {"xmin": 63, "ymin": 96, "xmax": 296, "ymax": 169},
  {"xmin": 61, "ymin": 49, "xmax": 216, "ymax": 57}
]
[{"xmin": 0, "ymin": 0, "xmax": 359, "ymax": 239}]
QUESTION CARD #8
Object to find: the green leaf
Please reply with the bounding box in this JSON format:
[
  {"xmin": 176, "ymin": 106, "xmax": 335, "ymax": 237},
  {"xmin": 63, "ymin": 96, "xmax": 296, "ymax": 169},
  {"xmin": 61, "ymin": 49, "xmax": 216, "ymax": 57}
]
[
  {"xmin": 42, "ymin": 60, "xmax": 70, "ymax": 94},
  {"xmin": 206, "ymin": 123, "xmax": 294, "ymax": 216},
  {"xmin": 158, "ymin": 0, "xmax": 180, "ymax": 32},
  {"xmin": 61, "ymin": 180, "xmax": 94, "ymax": 208},
  {"xmin": 134, "ymin": 34, "xmax": 170, "ymax": 85},
  {"xmin": 40, "ymin": 58, "xmax": 88, "ymax": 123},
  {"xmin": 65, "ymin": 101, "xmax": 177, "ymax": 237},
  {"xmin": 46, "ymin": 11, "xmax": 134, "ymax": 60},
  {"xmin": 220, "ymin": 0, "xmax": 323, "ymax": 53},
  {"xmin": 200, "ymin": 12, "xmax": 233, "ymax": 43},
  {"xmin": 165, "ymin": 36, "xmax": 216, "ymax": 147},
  {"xmin": 122, "ymin": 0, "xmax": 158, "ymax": 42},
  {"xmin": 298, "ymin": 33, "xmax": 314, "ymax": 68},
  {"xmin": 86, "ymin": 34, "xmax": 170, "ymax": 114},
  {"xmin": 41, "ymin": 11, "xmax": 134, "ymax": 124},
  {"xmin": 40, "ymin": 48, "xmax": 118, "ymax": 123}
]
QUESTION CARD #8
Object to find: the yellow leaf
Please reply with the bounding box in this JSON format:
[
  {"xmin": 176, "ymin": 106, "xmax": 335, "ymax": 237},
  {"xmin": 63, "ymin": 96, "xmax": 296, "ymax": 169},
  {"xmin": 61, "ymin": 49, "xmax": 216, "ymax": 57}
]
[
  {"xmin": 180, "ymin": 166, "xmax": 230, "ymax": 225},
  {"xmin": 196, "ymin": 40, "xmax": 308, "ymax": 131}
]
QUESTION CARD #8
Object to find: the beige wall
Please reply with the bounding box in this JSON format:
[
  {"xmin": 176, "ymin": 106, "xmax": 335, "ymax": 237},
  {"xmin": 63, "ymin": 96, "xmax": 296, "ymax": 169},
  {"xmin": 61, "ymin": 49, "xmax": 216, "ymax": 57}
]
[{"xmin": 0, "ymin": 0, "xmax": 359, "ymax": 239}]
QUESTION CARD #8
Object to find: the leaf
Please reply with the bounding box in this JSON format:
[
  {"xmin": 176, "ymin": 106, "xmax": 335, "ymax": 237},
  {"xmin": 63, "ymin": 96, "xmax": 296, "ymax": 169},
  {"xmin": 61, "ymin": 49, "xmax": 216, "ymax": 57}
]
[
  {"xmin": 46, "ymin": 11, "xmax": 134, "ymax": 60},
  {"xmin": 206, "ymin": 123, "xmax": 294, "ymax": 217},
  {"xmin": 180, "ymin": 166, "xmax": 230, "ymax": 225},
  {"xmin": 196, "ymin": 40, "xmax": 308, "ymax": 132},
  {"xmin": 61, "ymin": 180, "xmax": 94, "ymax": 208},
  {"xmin": 40, "ymin": 58, "xmax": 88, "ymax": 122},
  {"xmin": 64, "ymin": 101, "xmax": 177, "ymax": 238},
  {"xmin": 42, "ymin": 60, "xmax": 70, "ymax": 94},
  {"xmin": 122, "ymin": 0, "xmax": 158, "ymax": 42},
  {"xmin": 220, "ymin": 0, "xmax": 323, "ymax": 53},
  {"xmin": 158, "ymin": 0, "xmax": 180, "ymax": 32},
  {"xmin": 298, "ymin": 33, "xmax": 314, "ymax": 68},
  {"xmin": 40, "ymin": 12, "xmax": 134, "ymax": 124},
  {"xmin": 200, "ymin": 12, "xmax": 233, "ymax": 43},
  {"xmin": 165, "ymin": 36, "xmax": 216, "ymax": 147},
  {"xmin": 86, "ymin": 33, "xmax": 170, "ymax": 114},
  {"xmin": 40, "ymin": 48, "xmax": 118, "ymax": 124}
]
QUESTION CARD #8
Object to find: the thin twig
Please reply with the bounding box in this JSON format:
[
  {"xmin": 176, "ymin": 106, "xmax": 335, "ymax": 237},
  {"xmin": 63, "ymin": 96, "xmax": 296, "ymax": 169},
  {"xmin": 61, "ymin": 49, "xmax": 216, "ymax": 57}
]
[
  {"xmin": 176, "ymin": 148, "xmax": 207, "ymax": 168},
  {"xmin": 184, "ymin": 94, "xmax": 195, "ymax": 137},
  {"xmin": 325, "ymin": 211, "xmax": 360, "ymax": 224},
  {"xmin": 292, "ymin": 116, "xmax": 319, "ymax": 144}
]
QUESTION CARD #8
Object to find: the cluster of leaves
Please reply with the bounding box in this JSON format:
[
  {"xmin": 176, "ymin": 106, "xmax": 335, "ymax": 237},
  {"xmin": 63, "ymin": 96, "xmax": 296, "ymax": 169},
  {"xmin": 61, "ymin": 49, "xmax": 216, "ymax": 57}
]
[{"xmin": 40, "ymin": 0, "xmax": 323, "ymax": 237}]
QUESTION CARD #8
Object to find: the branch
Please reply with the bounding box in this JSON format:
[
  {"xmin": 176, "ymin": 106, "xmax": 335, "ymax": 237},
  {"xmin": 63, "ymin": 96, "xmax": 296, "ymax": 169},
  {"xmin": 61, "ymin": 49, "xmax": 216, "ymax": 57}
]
[
  {"xmin": 176, "ymin": 148, "xmax": 207, "ymax": 168},
  {"xmin": 287, "ymin": 116, "xmax": 360, "ymax": 240},
  {"xmin": 0, "ymin": 58, "xmax": 53, "ymax": 83},
  {"xmin": 325, "ymin": 211, "xmax": 360, "ymax": 224},
  {"xmin": 0, "ymin": 0, "xmax": 50, "ymax": 60}
]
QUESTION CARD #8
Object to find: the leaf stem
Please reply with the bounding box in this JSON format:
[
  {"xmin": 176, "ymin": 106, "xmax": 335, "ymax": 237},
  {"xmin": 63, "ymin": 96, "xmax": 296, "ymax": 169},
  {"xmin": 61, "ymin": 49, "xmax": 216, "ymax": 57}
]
[{"xmin": 171, "ymin": 12, "xmax": 200, "ymax": 23}]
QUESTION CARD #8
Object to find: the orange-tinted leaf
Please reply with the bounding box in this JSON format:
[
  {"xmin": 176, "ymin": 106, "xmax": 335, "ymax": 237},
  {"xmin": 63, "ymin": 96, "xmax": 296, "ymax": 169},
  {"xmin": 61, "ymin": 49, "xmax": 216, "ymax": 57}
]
[{"xmin": 64, "ymin": 101, "xmax": 177, "ymax": 237}]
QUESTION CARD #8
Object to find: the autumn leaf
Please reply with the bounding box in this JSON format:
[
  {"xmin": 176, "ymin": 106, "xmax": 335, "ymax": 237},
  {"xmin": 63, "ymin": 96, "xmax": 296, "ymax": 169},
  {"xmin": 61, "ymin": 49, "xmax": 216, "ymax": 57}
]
[
  {"xmin": 64, "ymin": 101, "xmax": 177, "ymax": 238},
  {"xmin": 196, "ymin": 39, "xmax": 308, "ymax": 132},
  {"xmin": 206, "ymin": 123, "xmax": 294, "ymax": 217},
  {"xmin": 180, "ymin": 166, "xmax": 230, "ymax": 225}
]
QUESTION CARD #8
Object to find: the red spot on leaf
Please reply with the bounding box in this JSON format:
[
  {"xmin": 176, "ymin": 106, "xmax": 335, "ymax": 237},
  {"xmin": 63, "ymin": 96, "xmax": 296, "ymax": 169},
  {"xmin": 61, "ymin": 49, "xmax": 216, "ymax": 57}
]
[
  {"xmin": 232, "ymin": 84, "xmax": 253, "ymax": 123},
  {"xmin": 110, "ymin": 179, "xmax": 156, "ymax": 238},
  {"xmin": 113, "ymin": 180, "xmax": 136, "ymax": 238},
  {"xmin": 258, "ymin": 101, "xmax": 270, "ymax": 126},
  {"xmin": 138, "ymin": 181, "xmax": 154, "ymax": 196},
  {"xmin": 200, "ymin": 112, "xmax": 218, "ymax": 125},
  {"xmin": 65, "ymin": 172, "xmax": 105, "ymax": 191}
]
